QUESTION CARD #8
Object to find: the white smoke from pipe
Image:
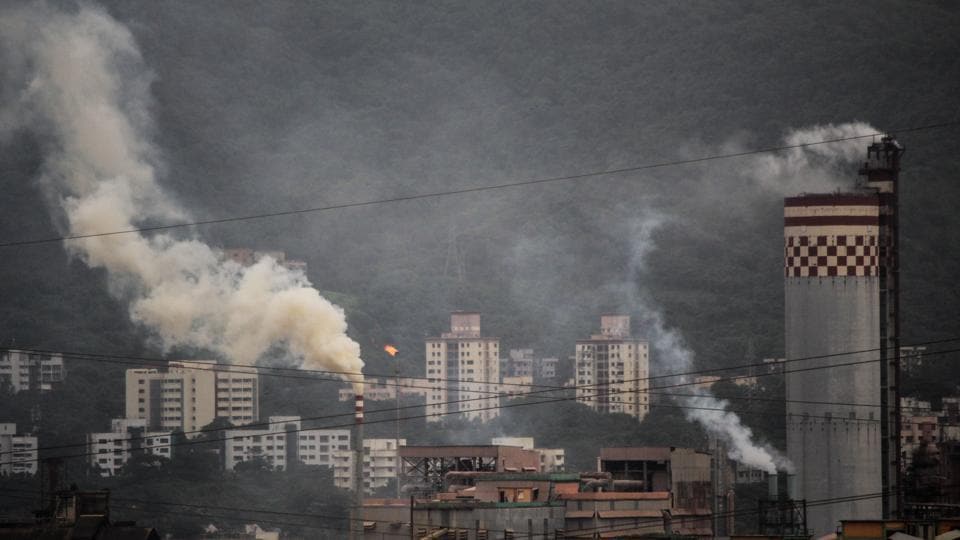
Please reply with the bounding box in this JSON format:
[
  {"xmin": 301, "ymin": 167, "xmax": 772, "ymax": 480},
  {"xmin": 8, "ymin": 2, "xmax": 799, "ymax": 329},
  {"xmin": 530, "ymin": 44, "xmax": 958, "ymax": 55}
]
[
  {"xmin": 627, "ymin": 124, "xmax": 875, "ymax": 473},
  {"xmin": 0, "ymin": 3, "xmax": 364, "ymax": 392},
  {"xmin": 749, "ymin": 121, "xmax": 879, "ymax": 195},
  {"xmin": 626, "ymin": 215, "xmax": 791, "ymax": 473}
]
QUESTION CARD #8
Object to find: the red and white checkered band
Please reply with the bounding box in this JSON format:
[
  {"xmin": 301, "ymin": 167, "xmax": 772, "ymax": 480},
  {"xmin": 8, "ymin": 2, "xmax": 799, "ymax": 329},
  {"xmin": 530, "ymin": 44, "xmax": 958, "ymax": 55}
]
[{"xmin": 784, "ymin": 235, "xmax": 878, "ymax": 277}]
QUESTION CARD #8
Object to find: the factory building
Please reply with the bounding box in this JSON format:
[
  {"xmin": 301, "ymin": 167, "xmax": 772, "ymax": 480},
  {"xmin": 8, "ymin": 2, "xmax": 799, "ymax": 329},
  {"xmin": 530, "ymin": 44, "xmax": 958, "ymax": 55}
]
[
  {"xmin": 124, "ymin": 360, "xmax": 259, "ymax": 436},
  {"xmin": 0, "ymin": 349, "xmax": 65, "ymax": 393},
  {"xmin": 491, "ymin": 437, "xmax": 566, "ymax": 472},
  {"xmin": 424, "ymin": 312, "xmax": 501, "ymax": 423},
  {"xmin": 784, "ymin": 137, "xmax": 904, "ymax": 533},
  {"xmin": 0, "ymin": 423, "xmax": 38, "ymax": 476},
  {"xmin": 87, "ymin": 418, "xmax": 172, "ymax": 477},
  {"xmin": 574, "ymin": 315, "xmax": 650, "ymax": 420}
]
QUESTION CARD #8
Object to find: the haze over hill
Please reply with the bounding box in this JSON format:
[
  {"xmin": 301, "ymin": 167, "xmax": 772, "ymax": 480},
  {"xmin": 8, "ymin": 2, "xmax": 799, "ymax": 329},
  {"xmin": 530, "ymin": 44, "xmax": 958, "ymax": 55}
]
[{"xmin": 1, "ymin": 0, "xmax": 958, "ymax": 399}]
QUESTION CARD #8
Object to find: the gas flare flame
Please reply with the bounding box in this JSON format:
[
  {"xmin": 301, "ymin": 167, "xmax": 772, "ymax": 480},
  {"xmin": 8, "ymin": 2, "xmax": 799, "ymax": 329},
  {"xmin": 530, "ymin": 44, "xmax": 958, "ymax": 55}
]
[{"xmin": 384, "ymin": 345, "xmax": 399, "ymax": 357}]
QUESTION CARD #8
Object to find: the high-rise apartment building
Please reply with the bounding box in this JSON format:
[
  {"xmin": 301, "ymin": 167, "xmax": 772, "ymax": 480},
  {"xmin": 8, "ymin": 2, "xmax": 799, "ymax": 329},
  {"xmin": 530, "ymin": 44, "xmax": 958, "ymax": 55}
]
[
  {"xmin": 125, "ymin": 361, "xmax": 259, "ymax": 436},
  {"xmin": 425, "ymin": 312, "xmax": 500, "ymax": 422},
  {"xmin": 574, "ymin": 315, "xmax": 650, "ymax": 420},
  {"xmin": 223, "ymin": 416, "xmax": 350, "ymax": 473},
  {"xmin": 0, "ymin": 349, "xmax": 65, "ymax": 393},
  {"xmin": 87, "ymin": 418, "xmax": 173, "ymax": 477},
  {"xmin": 784, "ymin": 137, "xmax": 903, "ymax": 532},
  {"xmin": 0, "ymin": 423, "xmax": 37, "ymax": 476}
]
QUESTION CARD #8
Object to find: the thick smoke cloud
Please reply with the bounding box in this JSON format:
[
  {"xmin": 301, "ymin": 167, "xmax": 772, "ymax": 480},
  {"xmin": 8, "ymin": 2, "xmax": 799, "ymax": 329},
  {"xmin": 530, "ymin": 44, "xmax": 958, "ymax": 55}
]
[
  {"xmin": 0, "ymin": 3, "xmax": 364, "ymax": 391},
  {"xmin": 625, "ymin": 123, "xmax": 877, "ymax": 473}
]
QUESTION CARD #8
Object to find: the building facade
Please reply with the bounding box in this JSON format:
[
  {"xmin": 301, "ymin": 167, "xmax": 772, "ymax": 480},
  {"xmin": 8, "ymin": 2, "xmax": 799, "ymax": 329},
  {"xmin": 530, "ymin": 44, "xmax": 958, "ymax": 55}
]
[
  {"xmin": 491, "ymin": 437, "xmax": 566, "ymax": 472},
  {"xmin": 0, "ymin": 423, "xmax": 37, "ymax": 476},
  {"xmin": 337, "ymin": 377, "xmax": 428, "ymax": 402},
  {"xmin": 125, "ymin": 361, "xmax": 259, "ymax": 436},
  {"xmin": 425, "ymin": 312, "xmax": 500, "ymax": 423},
  {"xmin": 784, "ymin": 137, "xmax": 904, "ymax": 533},
  {"xmin": 224, "ymin": 416, "xmax": 350, "ymax": 473},
  {"xmin": 0, "ymin": 349, "xmax": 65, "ymax": 393},
  {"xmin": 87, "ymin": 418, "xmax": 172, "ymax": 477},
  {"xmin": 574, "ymin": 315, "xmax": 650, "ymax": 420}
]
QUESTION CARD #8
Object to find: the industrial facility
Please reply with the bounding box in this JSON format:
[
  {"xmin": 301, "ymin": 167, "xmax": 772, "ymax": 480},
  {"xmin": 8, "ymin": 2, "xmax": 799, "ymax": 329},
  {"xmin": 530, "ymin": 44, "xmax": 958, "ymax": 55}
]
[{"xmin": 784, "ymin": 136, "xmax": 904, "ymax": 533}]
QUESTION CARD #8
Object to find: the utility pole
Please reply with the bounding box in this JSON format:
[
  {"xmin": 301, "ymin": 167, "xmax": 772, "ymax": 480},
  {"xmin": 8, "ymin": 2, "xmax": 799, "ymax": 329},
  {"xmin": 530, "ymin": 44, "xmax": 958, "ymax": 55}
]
[
  {"xmin": 384, "ymin": 345, "xmax": 401, "ymax": 500},
  {"xmin": 395, "ymin": 352, "xmax": 401, "ymax": 499}
]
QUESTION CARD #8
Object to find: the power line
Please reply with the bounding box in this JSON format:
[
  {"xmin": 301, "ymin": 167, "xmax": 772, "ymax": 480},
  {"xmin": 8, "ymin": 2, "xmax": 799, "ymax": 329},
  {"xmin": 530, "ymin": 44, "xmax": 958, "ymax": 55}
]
[
  {"xmin": 3, "ymin": 482, "xmax": 953, "ymax": 538},
  {"xmin": 7, "ymin": 334, "xmax": 957, "ymax": 397},
  {"xmin": 4, "ymin": 341, "xmax": 958, "ymax": 459},
  {"xmin": 5, "ymin": 340, "xmax": 958, "ymax": 459},
  {"xmin": 2, "ymin": 120, "xmax": 957, "ymax": 249},
  {"xmin": 7, "ymin": 345, "xmax": 960, "ymax": 465}
]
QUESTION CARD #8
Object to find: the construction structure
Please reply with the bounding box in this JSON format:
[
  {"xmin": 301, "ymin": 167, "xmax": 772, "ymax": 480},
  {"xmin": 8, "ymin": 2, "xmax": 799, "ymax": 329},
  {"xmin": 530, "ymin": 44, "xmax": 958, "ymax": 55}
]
[
  {"xmin": 491, "ymin": 437, "xmax": 566, "ymax": 472},
  {"xmin": 784, "ymin": 136, "xmax": 904, "ymax": 533},
  {"xmin": 574, "ymin": 315, "xmax": 651, "ymax": 420},
  {"xmin": 399, "ymin": 445, "xmax": 542, "ymax": 497},
  {"xmin": 425, "ymin": 312, "xmax": 501, "ymax": 422}
]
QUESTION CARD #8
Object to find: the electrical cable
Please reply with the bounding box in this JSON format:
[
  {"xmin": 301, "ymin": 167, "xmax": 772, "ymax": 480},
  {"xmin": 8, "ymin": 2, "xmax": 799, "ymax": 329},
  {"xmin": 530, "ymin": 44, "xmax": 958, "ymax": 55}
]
[{"xmin": 1, "ymin": 120, "xmax": 957, "ymax": 249}]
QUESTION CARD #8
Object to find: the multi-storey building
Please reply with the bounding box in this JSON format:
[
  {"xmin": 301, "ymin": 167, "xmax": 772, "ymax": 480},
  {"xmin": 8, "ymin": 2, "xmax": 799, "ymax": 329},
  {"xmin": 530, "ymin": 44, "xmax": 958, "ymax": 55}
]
[
  {"xmin": 337, "ymin": 377, "xmax": 428, "ymax": 402},
  {"xmin": 0, "ymin": 349, "xmax": 65, "ymax": 393},
  {"xmin": 0, "ymin": 423, "xmax": 37, "ymax": 476},
  {"xmin": 425, "ymin": 312, "xmax": 500, "ymax": 423},
  {"xmin": 574, "ymin": 315, "xmax": 650, "ymax": 420},
  {"xmin": 125, "ymin": 360, "xmax": 259, "ymax": 436},
  {"xmin": 333, "ymin": 438, "xmax": 406, "ymax": 493},
  {"xmin": 224, "ymin": 416, "xmax": 350, "ymax": 472},
  {"xmin": 87, "ymin": 418, "xmax": 172, "ymax": 477},
  {"xmin": 502, "ymin": 349, "xmax": 561, "ymax": 381}
]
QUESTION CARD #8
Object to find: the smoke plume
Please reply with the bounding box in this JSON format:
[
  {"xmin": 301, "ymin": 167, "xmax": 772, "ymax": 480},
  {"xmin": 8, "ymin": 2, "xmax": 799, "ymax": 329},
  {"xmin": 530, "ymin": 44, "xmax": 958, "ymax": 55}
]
[
  {"xmin": 0, "ymin": 3, "xmax": 364, "ymax": 391},
  {"xmin": 628, "ymin": 123, "xmax": 876, "ymax": 473}
]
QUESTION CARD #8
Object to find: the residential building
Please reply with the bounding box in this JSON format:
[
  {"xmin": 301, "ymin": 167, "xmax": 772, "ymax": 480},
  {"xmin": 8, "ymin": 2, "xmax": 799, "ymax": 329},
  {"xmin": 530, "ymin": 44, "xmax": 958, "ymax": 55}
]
[
  {"xmin": 337, "ymin": 377, "xmax": 428, "ymax": 402},
  {"xmin": 87, "ymin": 418, "xmax": 172, "ymax": 477},
  {"xmin": 0, "ymin": 423, "xmax": 37, "ymax": 476},
  {"xmin": 425, "ymin": 312, "xmax": 500, "ymax": 423},
  {"xmin": 499, "ymin": 375, "xmax": 532, "ymax": 400},
  {"xmin": 501, "ymin": 349, "xmax": 560, "ymax": 381},
  {"xmin": 125, "ymin": 360, "xmax": 259, "ymax": 436},
  {"xmin": 224, "ymin": 416, "xmax": 350, "ymax": 474},
  {"xmin": 538, "ymin": 356, "xmax": 559, "ymax": 380},
  {"xmin": 0, "ymin": 349, "xmax": 65, "ymax": 393},
  {"xmin": 574, "ymin": 315, "xmax": 650, "ymax": 420},
  {"xmin": 333, "ymin": 438, "xmax": 406, "ymax": 494}
]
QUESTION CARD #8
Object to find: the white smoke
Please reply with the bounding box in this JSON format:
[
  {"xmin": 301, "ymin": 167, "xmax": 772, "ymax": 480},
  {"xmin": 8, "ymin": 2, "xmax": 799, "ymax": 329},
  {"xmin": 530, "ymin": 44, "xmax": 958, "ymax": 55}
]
[
  {"xmin": 0, "ymin": 3, "xmax": 364, "ymax": 391},
  {"xmin": 749, "ymin": 121, "xmax": 879, "ymax": 195},
  {"xmin": 625, "ymin": 123, "xmax": 876, "ymax": 473},
  {"xmin": 628, "ymin": 216, "xmax": 790, "ymax": 473}
]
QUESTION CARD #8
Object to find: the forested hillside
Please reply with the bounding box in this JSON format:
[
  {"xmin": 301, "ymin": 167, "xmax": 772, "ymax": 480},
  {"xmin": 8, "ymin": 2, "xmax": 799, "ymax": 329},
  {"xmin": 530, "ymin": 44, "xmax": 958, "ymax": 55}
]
[{"xmin": 1, "ymin": 0, "xmax": 958, "ymax": 443}]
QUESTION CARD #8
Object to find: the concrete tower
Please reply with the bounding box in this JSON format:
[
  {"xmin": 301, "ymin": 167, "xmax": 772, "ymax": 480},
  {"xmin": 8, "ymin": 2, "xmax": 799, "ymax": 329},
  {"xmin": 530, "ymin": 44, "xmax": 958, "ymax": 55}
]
[{"xmin": 784, "ymin": 137, "xmax": 903, "ymax": 534}]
